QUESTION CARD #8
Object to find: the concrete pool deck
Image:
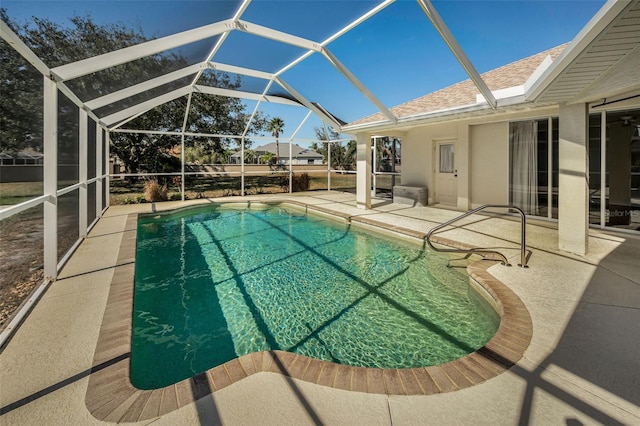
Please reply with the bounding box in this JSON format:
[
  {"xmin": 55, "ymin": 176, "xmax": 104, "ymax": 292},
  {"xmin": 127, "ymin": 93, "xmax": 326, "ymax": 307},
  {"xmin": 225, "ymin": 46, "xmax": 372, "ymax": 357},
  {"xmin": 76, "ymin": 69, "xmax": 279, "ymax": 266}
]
[{"xmin": 1, "ymin": 191, "xmax": 638, "ymax": 425}]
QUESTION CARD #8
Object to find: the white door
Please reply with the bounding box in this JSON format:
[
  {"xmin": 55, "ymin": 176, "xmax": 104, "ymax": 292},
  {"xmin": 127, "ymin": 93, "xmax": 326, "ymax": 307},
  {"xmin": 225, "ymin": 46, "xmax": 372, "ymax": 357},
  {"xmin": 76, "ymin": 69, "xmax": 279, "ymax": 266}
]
[{"xmin": 435, "ymin": 141, "xmax": 457, "ymax": 205}]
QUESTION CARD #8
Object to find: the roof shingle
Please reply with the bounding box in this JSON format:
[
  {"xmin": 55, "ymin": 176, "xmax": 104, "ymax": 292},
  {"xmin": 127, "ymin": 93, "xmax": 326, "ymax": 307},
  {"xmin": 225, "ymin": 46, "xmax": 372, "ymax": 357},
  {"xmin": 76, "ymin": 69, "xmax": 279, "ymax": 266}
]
[{"xmin": 348, "ymin": 44, "xmax": 568, "ymax": 127}]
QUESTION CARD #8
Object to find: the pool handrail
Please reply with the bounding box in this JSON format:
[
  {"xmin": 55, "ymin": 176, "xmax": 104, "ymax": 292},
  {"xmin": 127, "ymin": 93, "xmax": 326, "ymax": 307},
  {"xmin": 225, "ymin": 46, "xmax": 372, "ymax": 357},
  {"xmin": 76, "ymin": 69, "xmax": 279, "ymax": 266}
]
[{"xmin": 425, "ymin": 204, "xmax": 529, "ymax": 268}]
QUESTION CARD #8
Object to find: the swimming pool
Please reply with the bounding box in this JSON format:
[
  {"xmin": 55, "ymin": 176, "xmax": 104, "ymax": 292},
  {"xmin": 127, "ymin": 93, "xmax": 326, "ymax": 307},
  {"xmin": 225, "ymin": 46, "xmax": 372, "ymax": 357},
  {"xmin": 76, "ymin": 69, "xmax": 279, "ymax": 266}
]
[{"xmin": 132, "ymin": 203, "xmax": 500, "ymax": 389}]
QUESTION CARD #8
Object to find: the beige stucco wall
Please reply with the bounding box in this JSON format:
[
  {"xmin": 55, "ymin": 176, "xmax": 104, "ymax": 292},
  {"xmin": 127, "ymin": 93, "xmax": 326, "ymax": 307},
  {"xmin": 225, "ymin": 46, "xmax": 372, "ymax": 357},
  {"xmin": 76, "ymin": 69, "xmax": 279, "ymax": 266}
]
[
  {"xmin": 402, "ymin": 123, "xmax": 459, "ymax": 205},
  {"xmin": 469, "ymin": 121, "xmax": 509, "ymax": 207},
  {"xmin": 397, "ymin": 107, "xmax": 560, "ymax": 208},
  {"xmin": 400, "ymin": 120, "xmax": 510, "ymax": 208}
]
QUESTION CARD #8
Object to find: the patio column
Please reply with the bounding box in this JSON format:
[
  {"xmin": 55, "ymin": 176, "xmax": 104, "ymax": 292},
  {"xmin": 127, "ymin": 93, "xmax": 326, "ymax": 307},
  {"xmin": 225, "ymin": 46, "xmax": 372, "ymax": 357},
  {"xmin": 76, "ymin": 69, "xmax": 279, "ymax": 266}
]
[
  {"xmin": 327, "ymin": 140, "xmax": 331, "ymax": 190},
  {"xmin": 558, "ymin": 103, "xmax": 589, "ymax": 254},
  {"xmin": 456, "ymin": 123, "xmax": 471, "ymax": 210},
  {"xmin": 241, "ymin": 137, "xmax": 245, "ymax": 195},
  {"xmin": 104, "ymin": 130, "xmax": 110, "ymax": 210},
  {"xmin": 356, "ymin": 133, "xmax": 371, "ymax": 209},
  {"xmin": 43, "ymin": 76, "xmax": 58, "ymax": 280},
  {"xmin": 96, "ymin": 126, "xmax": 103, "ymax": 214},
  {"xmin": 79, "ymin": 109, "xmax": 88, "ymax": 237}
]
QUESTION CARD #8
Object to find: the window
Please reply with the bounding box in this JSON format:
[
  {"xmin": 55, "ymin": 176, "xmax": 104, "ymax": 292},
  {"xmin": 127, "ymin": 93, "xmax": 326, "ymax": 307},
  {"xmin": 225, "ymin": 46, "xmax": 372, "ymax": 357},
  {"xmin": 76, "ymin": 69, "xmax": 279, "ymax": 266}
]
[
  {"xmin": 439, "ymin": 144, "xmax": 454, "ymax": 173},
  {"xmin": 589, "ymin": 109, "xmax": 640, "ymax": 230}
]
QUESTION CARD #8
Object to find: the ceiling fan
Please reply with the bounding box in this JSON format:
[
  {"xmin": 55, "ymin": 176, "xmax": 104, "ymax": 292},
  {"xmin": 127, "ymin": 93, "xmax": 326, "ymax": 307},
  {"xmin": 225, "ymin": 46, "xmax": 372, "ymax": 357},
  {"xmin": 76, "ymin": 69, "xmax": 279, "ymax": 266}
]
[{"xmin": 617, "ymin": 115, "xmax": 637, "ymax": 126}]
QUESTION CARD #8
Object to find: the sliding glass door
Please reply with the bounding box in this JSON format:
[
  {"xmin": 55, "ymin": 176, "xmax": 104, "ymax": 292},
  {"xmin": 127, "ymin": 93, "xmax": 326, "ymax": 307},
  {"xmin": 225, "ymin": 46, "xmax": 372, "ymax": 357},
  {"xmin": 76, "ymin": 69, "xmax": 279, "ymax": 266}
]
[
  {"xmin": 589, "ymin": 108, "xmax": 640, "ymax": 231},
  {"xmin": 509, "ymin": 118, "xmax": 559, "ymax": 218}
]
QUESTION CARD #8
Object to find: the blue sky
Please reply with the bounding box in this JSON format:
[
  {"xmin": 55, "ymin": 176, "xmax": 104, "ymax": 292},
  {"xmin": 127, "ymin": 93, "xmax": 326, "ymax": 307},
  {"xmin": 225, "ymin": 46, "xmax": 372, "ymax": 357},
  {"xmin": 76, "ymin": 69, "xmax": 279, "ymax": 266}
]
[{"xmin": 4, "ymin": 0, "xmax": 607, "ymax": 143}]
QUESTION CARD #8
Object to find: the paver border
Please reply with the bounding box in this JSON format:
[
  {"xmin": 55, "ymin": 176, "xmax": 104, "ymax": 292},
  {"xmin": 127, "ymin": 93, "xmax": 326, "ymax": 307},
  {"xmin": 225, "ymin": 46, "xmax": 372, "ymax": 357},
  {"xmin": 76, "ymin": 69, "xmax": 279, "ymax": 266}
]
[{"xmin": 85, "ymin": 201, "xmax": 532, "ymax": 422}]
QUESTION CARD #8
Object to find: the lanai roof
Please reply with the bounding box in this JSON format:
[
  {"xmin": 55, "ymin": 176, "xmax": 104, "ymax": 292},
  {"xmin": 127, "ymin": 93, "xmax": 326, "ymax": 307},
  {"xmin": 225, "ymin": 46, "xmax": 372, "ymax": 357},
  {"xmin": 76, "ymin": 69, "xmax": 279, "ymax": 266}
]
[
  {"xmin": 1, "ymin": 0, "xmax": 638, "ymax": 138},
  {"xmin": 344, "ymin": 0, "xmax": 640, "ymax": 132}
]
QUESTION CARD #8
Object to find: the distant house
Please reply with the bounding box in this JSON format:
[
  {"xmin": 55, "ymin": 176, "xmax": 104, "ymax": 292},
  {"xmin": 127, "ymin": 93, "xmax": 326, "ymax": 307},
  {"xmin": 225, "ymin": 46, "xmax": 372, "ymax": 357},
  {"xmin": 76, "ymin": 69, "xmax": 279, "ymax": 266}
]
[
  {"xmin": 0, "ymin": 150, "xmax": 44, "ymax": 165},
  {"xmin": 230, "ymin": 143, "xmax": 323, "ymax": 165}
]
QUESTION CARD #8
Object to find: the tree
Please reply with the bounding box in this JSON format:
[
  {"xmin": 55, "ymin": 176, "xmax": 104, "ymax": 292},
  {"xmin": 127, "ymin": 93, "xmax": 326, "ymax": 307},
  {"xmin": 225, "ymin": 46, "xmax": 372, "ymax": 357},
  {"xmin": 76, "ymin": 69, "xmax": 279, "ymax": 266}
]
[
  {"xmin": 374, "ymin": 137, "xmax": 400, "ymax": 172},
  {"xmin": 243, "ymin": 149, "xmax": 257, "ymax": 164},
  {"xmin": 266, "ymin": 117, "xmax": 285, "ymax": 165},
  {"xmin": 344, "ymin": 140, "xmax": 357, "ymax": 170},
  {"xmin": 1, "ymin": 9, "xmax": 44, "ymax": 153},
  {"xmin": 312, "ymin": 125, "xmax": 356, "ymax": 170},
  {"xmin": 260, "ymin": 152, "xmax": 275, "ymax": 165},
  {"xmin": 0, "ymin": 10, "xmax": 267, "ymax": 172}
]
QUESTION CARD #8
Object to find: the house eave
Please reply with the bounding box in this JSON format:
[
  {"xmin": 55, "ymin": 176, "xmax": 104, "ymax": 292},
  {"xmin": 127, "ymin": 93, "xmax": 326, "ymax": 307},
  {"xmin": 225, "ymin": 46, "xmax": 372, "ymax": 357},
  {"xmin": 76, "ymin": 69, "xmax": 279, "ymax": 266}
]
[
  {"xmin": 343, "ymin": 95, "xmax": 546, "ymax": 134},
  {"xmin": 524, "ymin": 0, "xmax": 635, "ymax": 103}
]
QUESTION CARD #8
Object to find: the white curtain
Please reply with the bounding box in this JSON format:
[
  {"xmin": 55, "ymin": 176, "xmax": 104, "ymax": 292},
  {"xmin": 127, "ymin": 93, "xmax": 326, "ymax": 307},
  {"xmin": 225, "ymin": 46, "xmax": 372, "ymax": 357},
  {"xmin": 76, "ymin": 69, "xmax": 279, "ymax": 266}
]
[
  {"xmin": 510, "ymin": 121, "xmax": 538, "ymax": 215},
  {"xmin": 439, "ymin": 144, "xmax": 454, "ymax": 173}
]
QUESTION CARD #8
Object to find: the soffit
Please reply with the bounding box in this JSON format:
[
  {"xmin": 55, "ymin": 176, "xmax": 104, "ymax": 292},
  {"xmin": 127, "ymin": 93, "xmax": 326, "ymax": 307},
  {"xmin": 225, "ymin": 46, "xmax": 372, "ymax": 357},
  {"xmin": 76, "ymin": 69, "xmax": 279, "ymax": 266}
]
[{"xmin": 533, "ymin": 0, "xmax": 640, "ymax": 104}]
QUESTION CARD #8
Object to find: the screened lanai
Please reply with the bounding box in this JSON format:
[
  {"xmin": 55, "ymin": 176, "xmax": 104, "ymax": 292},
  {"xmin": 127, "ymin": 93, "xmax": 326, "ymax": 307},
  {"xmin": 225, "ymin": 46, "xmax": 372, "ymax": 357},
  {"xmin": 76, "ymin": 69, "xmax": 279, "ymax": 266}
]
[
  {"xmin": 3, "ymin": 2, "xmax": 640, "ymax": 424},
  {"xmin": 0, "ymin": 0, "xmax": 505, "ymax": 297},
  {"xmin": 2, "ymin": 0, "xmax": 623, "ymax": 344}
]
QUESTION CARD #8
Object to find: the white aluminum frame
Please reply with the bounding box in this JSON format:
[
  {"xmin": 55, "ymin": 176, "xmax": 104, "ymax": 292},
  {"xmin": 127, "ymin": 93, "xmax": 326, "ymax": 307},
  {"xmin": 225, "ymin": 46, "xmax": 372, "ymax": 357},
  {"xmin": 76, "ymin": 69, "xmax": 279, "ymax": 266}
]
[
  {"xmin": 104, "ymin": 130, "xmax": 110, "ymax": 211},
  {"xmin": 208, "ymin": 62, "xmax": 274, "ymax": 81},
  {"xmin": 321, "ymin": 48, "xmax": 396, "ymax": 123},
  {"xmin": 85, "ymin": 63, "xmax": 206, "ymax": 110},
  {"xmin": 96, "ymin": 126, "xmax": 103, "ymax": 215},
  {"xmin": 41, "ymin": 0, "xmax": 401, "ymax": 132},
  {"xmin": 43, "ymin": 77, "xmax": 58, "ymax": 280},
  {"xmin": 275, "ymin": 77, "xmax": 343, "ymax": 129},
  {"xmin": 236, "ymin": 20, "xmax": 321, "ymax": 52},
  {"xmin": 51, "ymin": 20, "xmax": 234, "ymax": 81},
  {"xmin": 103, "ymin": 86, "xmax": 193, "ymax": 127},
  {"xmin": 416, "ymin": 0, "xmax": 497, "ymax": 109},
  {"xmin": 79, "ymin": 109, "xmax": 88, "ymax": 237}
]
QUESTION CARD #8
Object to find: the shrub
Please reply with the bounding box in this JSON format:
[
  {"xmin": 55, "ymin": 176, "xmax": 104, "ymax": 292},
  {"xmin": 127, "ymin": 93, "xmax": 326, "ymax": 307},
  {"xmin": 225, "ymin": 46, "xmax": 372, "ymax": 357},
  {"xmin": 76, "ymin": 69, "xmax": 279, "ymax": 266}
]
[
  {"xmin": 291, "ymin": 173, "xmax": 310, "ymax": 192},
  {"xmin": 143, "ymin": 179, "xmax": 168, "ymax": 202}
]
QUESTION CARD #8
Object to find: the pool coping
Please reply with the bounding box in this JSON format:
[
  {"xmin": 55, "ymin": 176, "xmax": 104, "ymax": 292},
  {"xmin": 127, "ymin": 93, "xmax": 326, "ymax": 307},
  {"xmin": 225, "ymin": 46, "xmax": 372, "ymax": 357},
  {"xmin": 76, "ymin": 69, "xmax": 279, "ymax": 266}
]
[{"xmin": 85, "ymin": 201, "xmax": 533, "ymax": 423}]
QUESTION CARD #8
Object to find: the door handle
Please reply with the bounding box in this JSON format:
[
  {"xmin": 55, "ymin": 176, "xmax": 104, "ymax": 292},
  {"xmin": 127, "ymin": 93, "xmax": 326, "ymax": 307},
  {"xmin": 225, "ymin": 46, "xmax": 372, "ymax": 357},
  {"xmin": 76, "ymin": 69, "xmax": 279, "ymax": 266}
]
[{"xmin": 454, "ymin": 169, "xmax": 458, "ymax": 177}]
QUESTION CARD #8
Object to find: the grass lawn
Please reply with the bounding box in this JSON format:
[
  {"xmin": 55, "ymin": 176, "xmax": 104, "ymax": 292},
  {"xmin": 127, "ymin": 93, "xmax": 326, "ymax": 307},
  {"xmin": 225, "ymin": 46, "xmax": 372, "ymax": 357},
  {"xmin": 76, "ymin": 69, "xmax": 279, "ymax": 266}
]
[
  {"xmin": 109, "ymin": 172, "xmax": 359, "ymax": 205},
  {"xmin": 0, "ymin": 192, "xmax": 82, "ymax": 330},
  {"xmin": 0, "ymin": 182, "xmax": 43, "ymax": 205}
]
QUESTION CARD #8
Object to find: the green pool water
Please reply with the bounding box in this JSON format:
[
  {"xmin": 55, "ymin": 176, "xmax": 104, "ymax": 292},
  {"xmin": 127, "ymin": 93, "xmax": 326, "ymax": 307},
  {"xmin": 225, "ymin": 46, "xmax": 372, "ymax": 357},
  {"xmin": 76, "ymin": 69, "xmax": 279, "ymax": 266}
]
[{"xmin": 131, "ymin": 204, "xmax": 499, "ymax": 389}]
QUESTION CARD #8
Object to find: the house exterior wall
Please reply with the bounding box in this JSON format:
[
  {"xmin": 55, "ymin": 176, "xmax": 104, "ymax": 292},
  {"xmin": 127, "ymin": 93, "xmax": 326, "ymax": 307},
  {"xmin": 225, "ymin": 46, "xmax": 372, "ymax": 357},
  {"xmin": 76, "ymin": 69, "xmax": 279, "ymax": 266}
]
[
  {"xmin": 469, "ymin": 121, "xmax": 509, "ymax": 207},
  {"xmin": 400, "ymin": 116, "xmax": 522, "ymax": 208},
  {"xmin": 290, "ymin": 158, "xmax": 323, "ymax": 165},
  {"xmin": 403, "ymin": 122, "xmax": 458, "ymax": 206},
  {"xmin": 398, "ymin": 107, "xmax": 560, "ymax": 209},
  {"xmin": 357, "ymin": 98, "xmax": 639, "ymax": 255}
]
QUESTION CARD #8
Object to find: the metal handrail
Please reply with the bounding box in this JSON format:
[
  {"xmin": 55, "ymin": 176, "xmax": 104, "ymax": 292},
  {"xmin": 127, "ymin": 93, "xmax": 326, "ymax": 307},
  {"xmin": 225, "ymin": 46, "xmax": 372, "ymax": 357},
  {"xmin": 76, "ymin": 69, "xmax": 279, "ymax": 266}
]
[{"xmin": 425, "ymin": 204, "xmax": 528, "ymax": 268}]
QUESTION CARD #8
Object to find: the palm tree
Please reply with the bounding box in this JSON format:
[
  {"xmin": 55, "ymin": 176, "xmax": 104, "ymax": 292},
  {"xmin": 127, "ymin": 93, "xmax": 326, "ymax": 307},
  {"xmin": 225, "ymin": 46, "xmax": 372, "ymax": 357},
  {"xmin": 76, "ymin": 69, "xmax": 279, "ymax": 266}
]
[
  {"xmin": 260, "ymin": 152, "xmax": 275, "ymax": 164},
  {"xmin": 244, "ymin": 149, "xmax": 257, "ymax": 164},
  {"xmin": 344, "ymin": 140, "xmax": 357, "ymax": 170},
  {"xmin": 266, "ymin": 117, "xmax": 285, "ymax": 165}
]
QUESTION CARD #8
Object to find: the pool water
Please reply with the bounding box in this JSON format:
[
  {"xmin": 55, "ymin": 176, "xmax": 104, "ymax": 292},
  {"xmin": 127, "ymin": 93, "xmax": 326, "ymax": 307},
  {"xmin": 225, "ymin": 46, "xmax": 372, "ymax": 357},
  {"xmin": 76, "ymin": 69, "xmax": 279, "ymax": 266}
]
[{"xmin": 132, "ymin": 204, "xmax": 499, "ymax": 389}]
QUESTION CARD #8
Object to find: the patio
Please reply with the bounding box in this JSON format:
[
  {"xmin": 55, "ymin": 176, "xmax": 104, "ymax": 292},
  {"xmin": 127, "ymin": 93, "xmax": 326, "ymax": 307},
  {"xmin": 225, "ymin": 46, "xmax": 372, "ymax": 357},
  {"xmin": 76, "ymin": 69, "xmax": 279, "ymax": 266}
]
[{"xmin": 1, "ymin": 191, "xmax": 638, "ymax": 425}]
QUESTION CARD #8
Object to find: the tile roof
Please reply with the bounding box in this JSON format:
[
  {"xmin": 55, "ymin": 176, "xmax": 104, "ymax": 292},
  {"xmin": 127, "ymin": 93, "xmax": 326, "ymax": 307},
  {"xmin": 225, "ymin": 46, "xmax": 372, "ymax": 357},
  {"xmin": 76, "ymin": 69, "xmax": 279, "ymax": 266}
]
[{"xmin": 348, "ymin": 44, "xmax": 568, "ymax": 128}]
